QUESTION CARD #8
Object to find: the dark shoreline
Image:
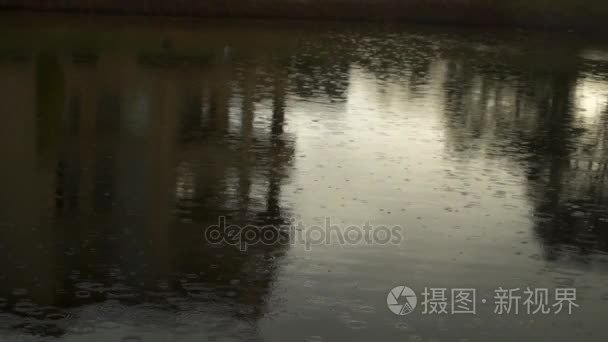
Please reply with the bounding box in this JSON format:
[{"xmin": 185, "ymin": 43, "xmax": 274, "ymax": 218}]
[{"xmin": 1, "ymin": 0, "xmax": 607, "ymax": 33}]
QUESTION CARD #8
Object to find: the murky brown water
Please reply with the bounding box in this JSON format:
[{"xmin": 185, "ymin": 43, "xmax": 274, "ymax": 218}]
[{"xmin": 1, "ymin": 13, "xmax": 608, "ymax": 342}]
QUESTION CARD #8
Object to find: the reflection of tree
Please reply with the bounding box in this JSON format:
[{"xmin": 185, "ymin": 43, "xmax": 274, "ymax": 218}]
[
  {"xmin": 355, "ymin": 33, "xmax": 435, "ymax": 97},
  {"xmin": 439, "ymin": 45, "xmax": 608, "ymax": 261},
  {"xmin": 290, "ymin": 37, "xmax": 350, "ymax": 100},
  {"xmin": 527, "ymin": 93, "xmax": 608, "ymax": 260}
]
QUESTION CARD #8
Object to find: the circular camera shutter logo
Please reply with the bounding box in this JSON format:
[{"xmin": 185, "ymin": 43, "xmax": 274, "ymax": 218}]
[{"xmin": 387, "ymin": 286, "xmax": 417, "ymax": 315}]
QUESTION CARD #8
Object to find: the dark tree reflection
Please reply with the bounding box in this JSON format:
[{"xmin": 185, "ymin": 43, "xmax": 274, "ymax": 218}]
[{"xmin": 439, "ymin": 40, "xmax": 608, "ymax": 261}]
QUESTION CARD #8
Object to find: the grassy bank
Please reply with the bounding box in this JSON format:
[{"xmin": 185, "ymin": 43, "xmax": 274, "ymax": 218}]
[{"xmin": 1, "ymin": 0, "xmax": 607, "ymax": 31}]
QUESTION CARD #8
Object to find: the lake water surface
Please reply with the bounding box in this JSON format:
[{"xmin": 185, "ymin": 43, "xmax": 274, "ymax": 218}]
[{"xmin": 0, "ymin": 13, "xmax": 608, "ymax": 342}]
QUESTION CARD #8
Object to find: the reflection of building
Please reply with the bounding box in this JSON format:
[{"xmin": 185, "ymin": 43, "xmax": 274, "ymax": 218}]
[
  {"xmin": 0, "ymin": 39, "xmax": 295, "ymax": 338},
  {"xmin": 0, "ymin": 53, "xmax": 60, "ymax": 332}
]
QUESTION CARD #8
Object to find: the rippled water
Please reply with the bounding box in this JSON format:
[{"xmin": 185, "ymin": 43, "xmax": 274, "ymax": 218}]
[{"xmin": 1, "ymin": 13, "xmax": 608, "ymax": 342}]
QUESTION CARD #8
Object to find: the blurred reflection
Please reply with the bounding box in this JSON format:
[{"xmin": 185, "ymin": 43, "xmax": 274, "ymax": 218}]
[
  {"xmin": 0, "ymin": 37, "xmax": 295, "ymax": 339},
  {"xmin": 439, "ymin": 43, "xmax": 608, "ymax": 260},
  {"xmin": 0, "ymin": 17, "xmax": 608, "ymax": 340}
]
